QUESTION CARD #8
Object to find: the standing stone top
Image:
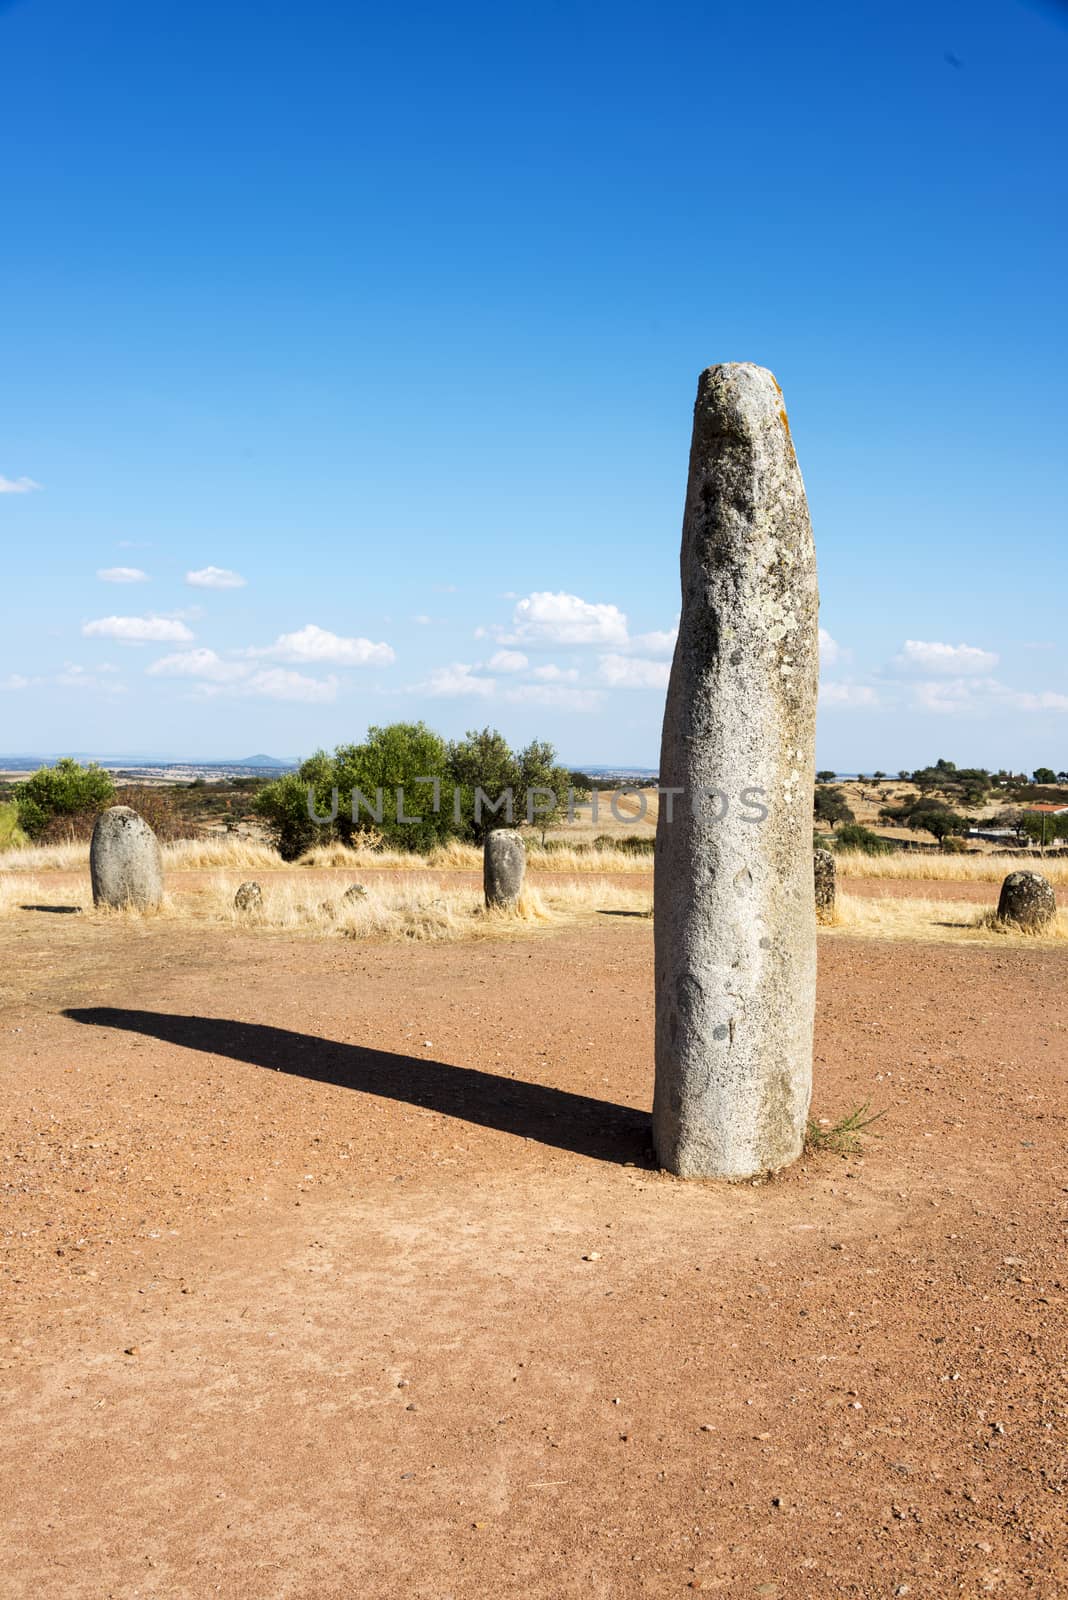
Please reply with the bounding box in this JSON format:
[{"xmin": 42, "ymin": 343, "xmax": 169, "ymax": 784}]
[
  {"xmin": 90, "ymin": 805, "xmax": 164, "ymax": 910},
  {"xmin": 653, "ymin": 362, "xmax": 819, "ymax": 1180}
]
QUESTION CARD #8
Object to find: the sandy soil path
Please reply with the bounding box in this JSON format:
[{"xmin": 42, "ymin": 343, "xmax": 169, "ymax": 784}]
[{"xmin": 1, "ymin": 910, "xmax": 1065, "ymax": 1598}]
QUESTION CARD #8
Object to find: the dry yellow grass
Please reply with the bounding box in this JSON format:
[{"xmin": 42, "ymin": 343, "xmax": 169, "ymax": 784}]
[
  {"xmin": 6, "ymin": 860, "xmax": 1064, "ymax": 950},
  {"xmin": 160, "ymin": 838, "xmax": 284, "ymax": 870},
  {"xmin": 834, "ymin": 849, "xmax": 1068, "ymax": 886},
  {"xmin": 0, "ymin": 871, "xmax": 653, "ymax": 942},
  {"xmin": 299, "ymin": 838, "xmax": 653, "ymax": 873},
  {"xmin": 198, "ymin": 874, "xmax": 652, "ymax": 940},
  {"xmin": 544, "ymin": 786, "xmax": 660, "ymax": 842},
  {"xmin": 0, "ymin": 836, "xmax": 283, "ymax": 873},
  {"xmin": 0, "ymin": 874, "xmax": 46, "ymax": 913},
  {"xmin": 830, "ymin": 891, "xmax": 1068, "ymax": 948},
  {"xmin": 2, "ymin": 840, "xmax": 88, "ymax": 872},
  {"xmin": 2, "ymin": 834, "xmax": 655, "ymax": 875},
  {"xmin": 12, "ymin": 832, "xmax": 1061, "ymax": 884}
]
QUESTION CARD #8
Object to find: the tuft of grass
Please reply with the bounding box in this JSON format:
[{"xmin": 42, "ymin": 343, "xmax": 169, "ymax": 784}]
[
  {"xmin": 971, "ymin": 906, "xmax": 1063, "ymax": 938},
  {"xmin": 805, "ymin": 1102, "xmax": 885, "ymax": 1156}
]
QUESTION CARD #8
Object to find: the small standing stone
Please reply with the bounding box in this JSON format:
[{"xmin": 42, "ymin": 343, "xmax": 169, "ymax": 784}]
[
  {"xmin": 814, "ymin": 848, "xmax": 837, "ymax": 924},
  {"xmin": 89, "ymin": 806, "xmax": 163, "ymax": 910},
  {"xmin": 484, "ymin": 829, "xmax": 525, "ymax": 910},
  {"xmin": 234, "ymin": 881, "xmax": 263, "ymax": 912},
  {"xmin": 996, "ymin": 870, "xmax": 1056, "ymax": 931}
]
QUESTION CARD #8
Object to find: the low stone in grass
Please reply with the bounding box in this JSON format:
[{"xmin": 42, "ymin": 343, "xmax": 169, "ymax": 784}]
[
  {"xmin": 90, "ymin": 806, "xmax": 163, "ymax": 910},
  {"xmin": 996, "ymin": 870, "xmax": 1056, "ymax": 932},
  {"xmin": 234, "ymin": 881, "xmax": 263, "ymax": 912},
  {"xmin": 484, "ymin": 828, "xmax": 525, "ymax": 910},
  {"xmin": 814, "ymin": 848, "xmax": 837, "ymax": 924},
  {"xmin": 342, "ymin": 883, "xmax": 368, "ymax": 903}
]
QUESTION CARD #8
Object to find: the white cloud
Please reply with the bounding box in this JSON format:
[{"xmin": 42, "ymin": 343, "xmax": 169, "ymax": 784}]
[
  {"xmin": 82, "ymin": 615, "xmax": 195, "ymax": 644},
  {"xmin": 1, "ymin": 673, "xmax": 32, "ymax": 690},
  {"xmin": 531, "ymin": 663, "xmax": 579, "ymax": 682},
  {"xmin": 146, "ymin": 648, "xmax": 337, "ymax": 702},
  {"xmin": 819, "ymin": 628, "xmax": 843, "ymax": 667},
  {"xmin": 488, "ymin": 649, "xmax": 529, "ymax": 673},
  {"xmin": 185, "ymin": 566, "xmax": 247, "ymax": 590},
  {"xmin": 147, "ymin": 648, "xmax": 247, "ymax": 683},
  {"xmin": 912, "ymin": 676, "xmax": 1068, "ymax": 716},
  {"xmin": 896, "ymin": 639, "xmax": 998, "ymax": 676},
  {"xmin": 597, "ymin": 653, "xmax": 671, "ymax": 690},
  {"xmin": 0, "ymin": 475, "xmax": 41, "ymax": 494},
  {"xmin": 423, "ymin": 663, "xmax": 497, "ymax": 698},
  {"xmin": 234, "ymin": 668, "xmax": 339, "ymax": 703},
  {"xmin": 509, "ymin": 591, "xmax": 629, "ymax": 647},
  {"xmin": 504, "ymin": 683, "xmax": 602, "ymax": 712},
  {"xmin": 54, "ymin": 663, "xmax": 127, "ymax": 695},
  {"xmin": 819, "ymin": 682, "xmax": 880, "ymax": 708},
  {"xmin": 627, "ymin": 624, "xmax": 678, "ymax": 658},
  {"xmin": 251, "ymin": 623, "xmax": 395, "ymax": 667},
  {"xmin": 413, "ymin": 614, "xmax": 433, "ymax": 626},
  {"xmin": 97, "ymin": 566, "xmax": 149, "ymax": 584}
]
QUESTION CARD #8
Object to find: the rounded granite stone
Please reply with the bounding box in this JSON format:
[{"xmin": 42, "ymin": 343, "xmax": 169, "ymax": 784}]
[
  {"xmin": 90, "ymin": 806, "xmax": 163, "ymax": 910},
  {"xmin": 996, "ymin": 870, "xmax": 1056, "ymax": 931}
]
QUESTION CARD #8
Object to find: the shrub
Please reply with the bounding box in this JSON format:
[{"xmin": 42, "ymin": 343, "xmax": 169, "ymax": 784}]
[
  {"xmin": 832, "ymin": 823, "xmax": 892, "ymax": 856},
  {"xmin": 262, "ymin": 723, "xmax": 577, "ymax": 856},
  {"xmin": 15, "ymin": 758, "xmax": 115, "ymax": 841},
  {"xmin": 114, "ymin": 785, "xmax": 194, "ymax": 842},
  {"xmin": 254, "ymin": 771, "xmax": 325, "ymax": 861}
]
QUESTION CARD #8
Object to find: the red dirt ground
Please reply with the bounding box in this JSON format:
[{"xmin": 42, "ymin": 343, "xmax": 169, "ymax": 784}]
[{"xmin": 1, "ymin": 903, "xmax": 1066, "ymax": 1598}]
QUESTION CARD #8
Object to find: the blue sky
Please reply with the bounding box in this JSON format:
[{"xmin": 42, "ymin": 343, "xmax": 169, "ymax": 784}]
[{"xmin": 1, "ymin": 0, "xmax": 1065, "ymax": 770}]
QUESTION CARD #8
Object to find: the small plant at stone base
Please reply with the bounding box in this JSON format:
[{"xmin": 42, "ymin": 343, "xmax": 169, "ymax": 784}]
[{"xmin": 805, "ymin": 1101, "xmax": 885, "ymax": 1155}]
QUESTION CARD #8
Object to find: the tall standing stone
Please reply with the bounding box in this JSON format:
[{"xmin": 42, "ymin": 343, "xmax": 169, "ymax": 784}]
[
  {"xmin": 90, "ymin": 806, "xmax": 164, "ymax": 910},
  {"xmin": 814, "ymin": 847, "xmax": 837, "ymax": 924},
  {"xmin": 653, "ymin": 364, "xmax": 819, "ymax": 1180},
  {"xmin": 484, "ymin": 828, "xmax": 525, "ymax": 910}
]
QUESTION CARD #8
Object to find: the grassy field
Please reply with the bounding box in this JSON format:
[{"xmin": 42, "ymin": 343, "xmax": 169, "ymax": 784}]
[
  {"xmin": 833, "ymin": 847, "xmax": 1068, "ymax": 885},
  {"xmin": 0, "ymin": 834, "xmax": 657, "ymax": 874}
]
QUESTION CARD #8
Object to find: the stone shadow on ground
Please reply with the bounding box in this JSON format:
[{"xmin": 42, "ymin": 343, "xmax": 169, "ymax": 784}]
[{"xmin": 63, "ymin": 1008, "xmax": 653, "ymax": 1166}]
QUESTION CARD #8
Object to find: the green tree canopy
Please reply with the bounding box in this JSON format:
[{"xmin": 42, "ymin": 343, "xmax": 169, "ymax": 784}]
[
  {"xmin": 15, "ymin": 757, "xmax": 115, "ymax": 840},
  {"xmin": 813, "ymin": 786, "xmax": 854, "ymax": 829}
]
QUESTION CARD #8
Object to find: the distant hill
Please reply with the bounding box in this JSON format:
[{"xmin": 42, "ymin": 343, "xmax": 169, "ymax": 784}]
[{"xmin": 233, "ymin": 755, "xmax": 292, "ymax": 768}]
